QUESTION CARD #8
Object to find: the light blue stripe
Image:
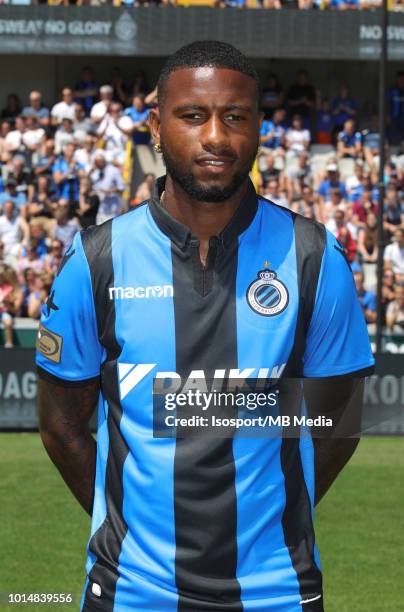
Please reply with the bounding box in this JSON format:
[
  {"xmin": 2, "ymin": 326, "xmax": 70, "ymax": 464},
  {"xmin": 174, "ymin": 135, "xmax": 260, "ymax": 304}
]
[
  {"xmin": 234, "ymin": 200, "xmax": 302, "ymax": 611},
  {"xmin": 112, "ymin": 207, "xmax": 178, "ymax": 610}
]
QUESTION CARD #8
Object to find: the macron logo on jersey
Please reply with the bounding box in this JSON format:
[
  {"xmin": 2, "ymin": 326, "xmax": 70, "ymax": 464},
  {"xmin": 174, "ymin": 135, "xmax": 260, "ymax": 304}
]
[
  {"xmin": 118, "ymin": 363, "xmax": 287, "ymax": 401},
  {"xmin": 109, "ymin": 285, "xmax": 173, "ymax": 300}
]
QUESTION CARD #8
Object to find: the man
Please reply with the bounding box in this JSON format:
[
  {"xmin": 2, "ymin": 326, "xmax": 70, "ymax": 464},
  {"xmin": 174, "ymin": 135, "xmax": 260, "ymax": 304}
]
[
  {"xmin": 388, "ymin": 70, "xmax": 404, "ymax": 145},
  {"xmin": 337, "ymin": 119, "xmax": 363, "ymax": 159},
  {"xmin": 90, "ymin": 85, "xmax": 114, "ymax": 125},
  {"xmin": 21, "ymin": 90, "xmax": 50, "ymax": 128},
  {"xmin": 317, "ymin": 162, "xmax": 347, "ymax": 208},
  {"xmin": 286, "ymin": 69, "xmax": 316, "ymax": 125},
  {"xmin": 89, "ymin": 150, "xmax": 125, "ymax": 224},
  {"xmin": 123, "ymin": 94, "xmax": 151, "ymax": 145},
  {"xmin": 353, "ymin": 265, "xmax": 377, "ymax": 324},
  {"xmin": 36, "ymin": 41, "xmax": 374, "ymax": 612},
  {"xmin": 52, "ymin": 143, "xmax": 84, "ymax": 207},
  {"xmin": 51, "ymin": 87, "xmax": 76, "ymax": 126},
  {"xmin": 384, "ymin": 227, "xmax": 404, "ymax": 278},
  {"xmin": 331, "ymin": 84, "xmax": 357, "ymax": 132}
]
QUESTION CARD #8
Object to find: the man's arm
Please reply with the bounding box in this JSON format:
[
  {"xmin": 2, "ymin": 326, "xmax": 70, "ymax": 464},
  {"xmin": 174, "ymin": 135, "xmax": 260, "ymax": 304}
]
[
  {"xmin": 304, "ymin": 375, "xmax": 365, "ymax": 506},
  {"xmin": 314, "ymin": 438, "xmax": 359, "ymax": 506},
  {"xmin": 37, "ymin": 376, "xmax": 99, "ymax": 516}
]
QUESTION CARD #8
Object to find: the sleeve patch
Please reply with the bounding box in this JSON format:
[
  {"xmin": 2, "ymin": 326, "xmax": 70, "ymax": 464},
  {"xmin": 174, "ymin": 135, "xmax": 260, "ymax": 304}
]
[{"xmin": 36, "ymin": 323, "xmax": 63, "ymax": 364}]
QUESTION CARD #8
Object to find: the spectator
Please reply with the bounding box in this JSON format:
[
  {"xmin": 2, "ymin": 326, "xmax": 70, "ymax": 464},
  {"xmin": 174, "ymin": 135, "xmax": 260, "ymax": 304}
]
[
  {"xmin": 53, "ymin": 143, "xmax": 84, "ymax": 207},
  {"xmin": 381, "ymin": 268, "xmax": 396, "ymax": 326},
  {"xmin": 4, "ymin": 116, "xmax": 26, "ymax": 157},
  {"xmin": 258, "ymin": 150, "xmax": 285, "ymax": 188},
  {"xmin": 51, "ymin": 87, "xmax": 76, "ymax": 126},
  {"xmin": 27, "ymin": 271, "xmax": 53, "ymax": 320},
  {"xmin": 73, "ymin": 103, "xmax": 93, "ymax": 144},
  {"xmin": 260, "ymin": 74, "xmax": 284, "ymax": 119},
  {"xmin": 316, "ymin": 98, "xmax": 334, "ymax": 145},
  {"xmin": 7, "ymin": 156, "xmax": 33, "ymax": 204},
  {"xmin": 353, "ymin": 266, "xmax": 377, "ymax": 324},
  {"xmin": 35, "ymin": 138, "xmax": 57, "ymax": 179},
  {"xmin": 291, "ymin": 185, "xmax": 317, "ymax": 220},
  {"xmin": 317, "ymin": 163, "xmax": 347, "ymax": 206},
  {"xmin": 263, "ymin": 178, "xmax": 289, "ymax": 209},
  {"xmin": 286, "ymin": 69, "xmax": 316, "ymax": 126},
  {"xmin": 26, "ymin": 175, "xmax": 57, "ymax": 223},
  {"xmin": 346, "ymin": 160, "xmax": 364, "ymax": 201},
  {"xmin": 388, "ymin": 71, "xmax": 404, "ymax": 145},
  {"xmin": 110, "ymin": 67, "xmax": 130, "ymax": 106},
  {"xmin": 352, "ymin": 187, "xmax": 378, "ymax": 226},
  {"xmin": 383, "ymin": 187, "xmax": 403, "ymax": 237},
  {"xmin": 74, "ymin": 134, "xmax": 97, "ymax": 174},
  {"xmin": 21, "ymin": 91, "xmax": 50, "ymax": 128},
  {"xmin": 357, "ymin": 211, "xmax": 378, "ymax": 265},
  {"xmin": 0, "ymin": 263, "xmax": 24, "ymax": 348},
  {"xmin": 22, "ymin": 116, "xmax": 46, "ymax": 165},
  {"xmin": 285, "ymin": 114, "xmax": 310, "ymax": 157},
  {"xmin": 331, "ymin": 85, "xmax": 357, "ymax": 132},
  {"xmin": 0, "ymin": 120, "xmax": 11, "ymax": 164},
  {"xmin": 97, "ymin": 102, "xmax": 129, "ymax": 166},
  {"xmin": 76, "ymin": 176, "xmax": 100, "ymax": 229},
  {"xmin": 327, "ymin": 209, "xmax": 357, "ymax": 262},
  {"xmin": 90, "ymin": 151, "xmax": 125, "ymax": 224},
  {"xmin": 55, "ymin": 117, "xmax": 75, "ymax": 155},
  {"xmin": 260, "ymin": 113, "xmax": 285, "ymax": 152},
  {"xmin": 1, "ymin": 94, "xmax": 22, "ymax": 124},
  {"xmin": 90, "ymin": 85, "xmax": 114, "ymax": 124},
  {"xmin": 0, "ymin": 178, "xmax": 27, "ymax": 213},
  {"xmin": 386, "ymin": 283, "xmax": 404, "ymax": 332},
  {"xmin": 44, "ymin": 239, "xmax": 64, "ymax": 276},
  {"xmin": 285, "ymin": 151, "xmax": 311, "ymax": 201},
  {"xmin": 0, "ymin": 200, "xmax": 29, "ymax": 263},
  {"xmin": 16, "ymin": 238, "xmax": 45, "ymax": 282},
  {"xmin": 74, "ymin": 67, "xmax": 99, "ymax": 116},
  {"xmin": 50, "ymin": 200, "xmax": 79, "ymax": 254},
  {"xmin": 363, "ymin": 114, "xmax": 381, "ymax": 171},
  {"xmin": 124, "ymin": 95, "xmax": 151, "ymax": 145},
  {"xmin": 134, "ymin": 173, "xmax": 155, "ymax": 205},
  {"xmin": 337, "ymin": 119, "xmax": 363, "ymax": 159},
  {"xmin": 384, "ymin": 227, "xmax": 404, "ymax": 277}
]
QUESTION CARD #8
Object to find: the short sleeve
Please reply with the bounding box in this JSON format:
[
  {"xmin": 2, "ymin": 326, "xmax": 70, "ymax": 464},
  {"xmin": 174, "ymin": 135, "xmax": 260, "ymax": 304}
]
[
  {"xmin": 35, "ymin": 231, "xmax": 103, "ymax": 384},
  {"xmin": 303, "ymin": 230, "xmax": 375, "ymax": 377}
]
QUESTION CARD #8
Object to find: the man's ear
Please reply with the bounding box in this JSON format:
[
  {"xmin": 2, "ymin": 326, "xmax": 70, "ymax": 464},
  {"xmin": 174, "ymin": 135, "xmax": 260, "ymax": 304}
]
[{"xmin": 148, "ymin": 107, "xmax": 161, "ymax": 147}]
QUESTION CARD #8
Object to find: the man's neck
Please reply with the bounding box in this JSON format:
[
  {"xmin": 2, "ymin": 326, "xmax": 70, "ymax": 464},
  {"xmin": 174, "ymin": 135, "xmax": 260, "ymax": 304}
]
[{"xmin": 162, "ymin": 175, "xmax": 249, "ymax": 244}]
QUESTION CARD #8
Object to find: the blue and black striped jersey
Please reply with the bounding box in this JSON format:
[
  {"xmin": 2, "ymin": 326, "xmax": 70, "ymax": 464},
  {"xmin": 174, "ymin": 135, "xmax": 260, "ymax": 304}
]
[{"xmin": 36, "ymin": 177, "xmax": 374, "ymax": 612}]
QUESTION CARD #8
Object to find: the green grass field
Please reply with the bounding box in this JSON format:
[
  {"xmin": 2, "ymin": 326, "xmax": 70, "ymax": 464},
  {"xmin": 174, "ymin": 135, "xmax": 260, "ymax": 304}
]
[{"xmin": 0, "ymin": 434, "xmax": 403, "ymax": 612}]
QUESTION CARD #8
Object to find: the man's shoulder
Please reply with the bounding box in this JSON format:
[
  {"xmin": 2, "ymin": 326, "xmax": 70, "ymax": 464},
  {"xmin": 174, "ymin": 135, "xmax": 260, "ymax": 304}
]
[{"xmin": 81, "ymin": 202, "xmax": 150, "ymax": 253}]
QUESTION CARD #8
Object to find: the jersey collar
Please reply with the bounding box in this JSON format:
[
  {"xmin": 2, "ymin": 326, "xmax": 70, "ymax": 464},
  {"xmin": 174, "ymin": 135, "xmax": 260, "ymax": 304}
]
[{"xmin": 148, "ymin": 175, "xmax": 258, "ymax": 250}]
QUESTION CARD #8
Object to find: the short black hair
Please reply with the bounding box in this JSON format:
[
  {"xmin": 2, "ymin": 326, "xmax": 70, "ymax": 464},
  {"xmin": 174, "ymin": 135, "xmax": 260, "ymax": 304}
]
[{"xmin": 157, "ymin": 40, "xmax": 261, "ymax": 108}]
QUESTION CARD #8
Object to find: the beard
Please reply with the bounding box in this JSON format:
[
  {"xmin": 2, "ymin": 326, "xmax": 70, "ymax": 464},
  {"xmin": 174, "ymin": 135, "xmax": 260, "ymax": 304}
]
[{"xmin": 160, "ymin": 138, "xmax": 259, "ymax": 203}]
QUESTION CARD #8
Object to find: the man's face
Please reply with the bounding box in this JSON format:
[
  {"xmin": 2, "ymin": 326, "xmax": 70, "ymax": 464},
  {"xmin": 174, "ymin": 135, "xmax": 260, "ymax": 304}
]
[
  {"xmin": 4, "ymin": 201, "xmax": 15, "ymax": 218},
  {"xmin": 395, "ymin": 230, "xmax": 404, "ymax": 247},
  {"xmin": 150, "ymin": 67, "xmax": 261, "ymax": 203},
  {"xmin": 62, "ymin": 89, "xmax": 73, "ymax": 104},
  {"xmin": 354, "ymin": 272, "xmax": 363, "ymax": 293},
  {"xmin": 133, "ymin": 96, "xmax": 144, "ymax": 112},
  {"xmin": 395, "ymin": 286, "xmax": 404, "ymax": 307},
  {"xmin": 29, "ymin": 92, "xmax": 41, "ymax": 109}
]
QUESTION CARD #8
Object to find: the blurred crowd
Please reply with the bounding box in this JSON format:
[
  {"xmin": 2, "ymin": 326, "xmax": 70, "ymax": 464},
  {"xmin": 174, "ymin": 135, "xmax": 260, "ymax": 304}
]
[
  {"xmin": 0, "ymin": 66, "xmax": 403, "ymax": 346},
  {"xmin": 3, "ymin": 0, "xmax": 404, "ymax": 10}
]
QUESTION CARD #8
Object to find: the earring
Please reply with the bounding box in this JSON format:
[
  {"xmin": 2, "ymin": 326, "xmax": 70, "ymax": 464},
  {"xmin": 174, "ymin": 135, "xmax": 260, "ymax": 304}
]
[{"xmin": 154, "ymin": 143, "xmax": 162, "ymax": 153}]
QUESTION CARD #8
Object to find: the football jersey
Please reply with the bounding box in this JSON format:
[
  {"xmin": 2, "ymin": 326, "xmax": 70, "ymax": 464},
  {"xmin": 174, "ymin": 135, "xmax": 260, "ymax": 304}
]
[{"xmin": 36, "ymin": 176, "xmax": 374, "ymax": 612}]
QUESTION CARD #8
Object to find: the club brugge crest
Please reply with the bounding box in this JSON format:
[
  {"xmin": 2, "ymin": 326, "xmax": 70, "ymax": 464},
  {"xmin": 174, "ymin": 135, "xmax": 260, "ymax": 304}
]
[{"xmin": 246, "ymin": 267, "xmax": 289, "ymax": 317}]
